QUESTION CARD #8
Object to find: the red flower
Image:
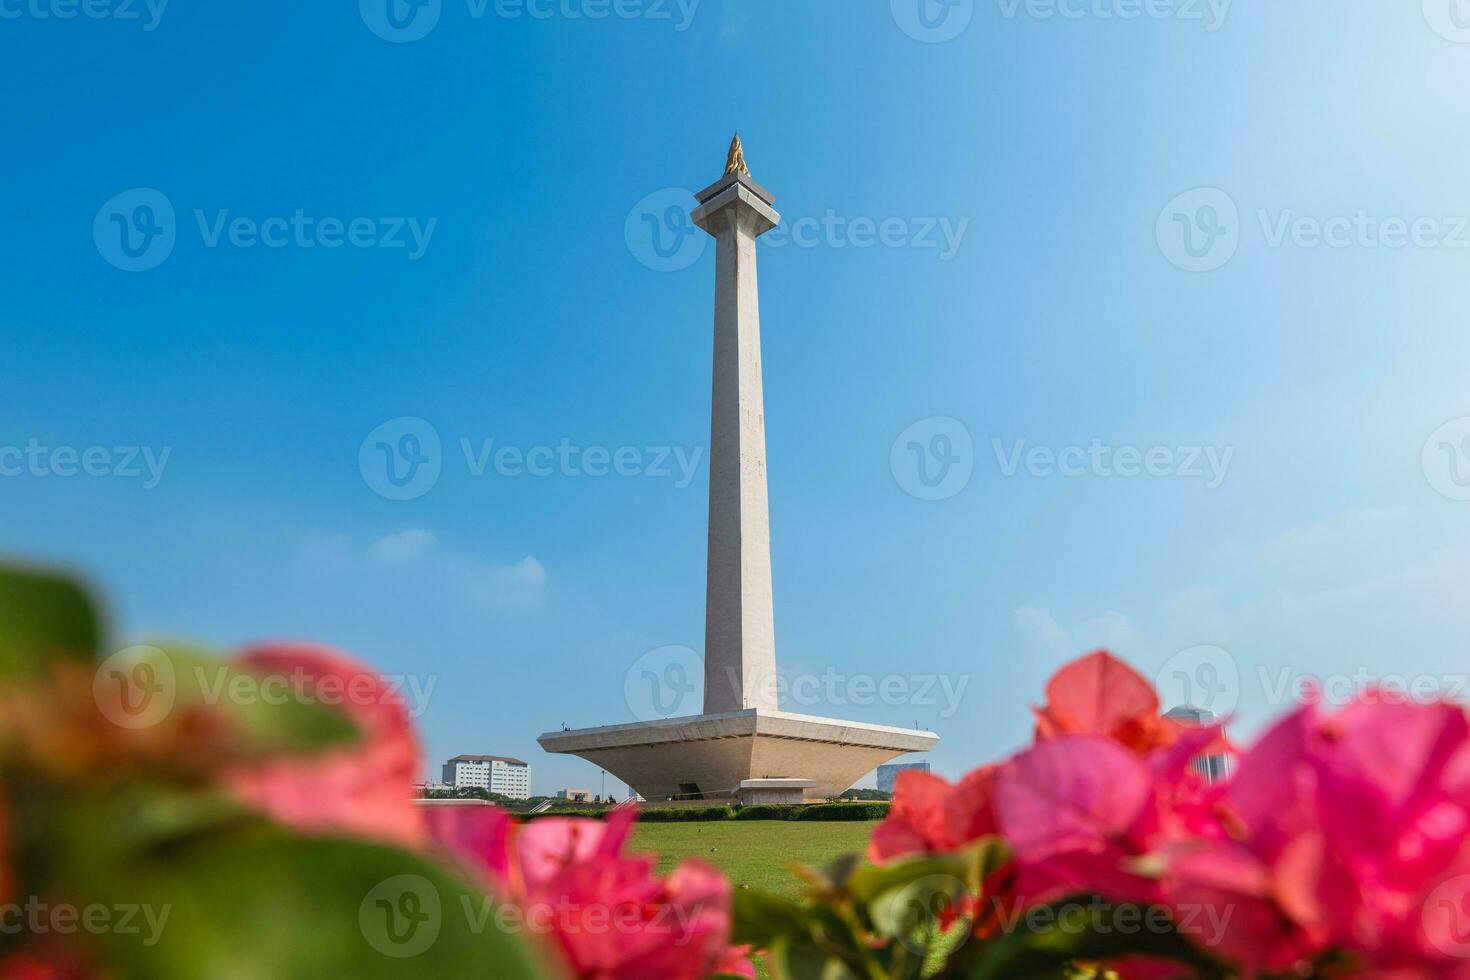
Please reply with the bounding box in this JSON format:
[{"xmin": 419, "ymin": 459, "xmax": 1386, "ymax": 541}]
[
  {"xmin": 869, "ymin": 767, "xmax": 999, "ymax": 864},
  {"xmin": 1160, "ymin": 693, "xmax": 1470, "ymax": 975},
  {"xmin": 1034, "ymin": 650, "xmax": 1183, "ymax": 755},
  {"xmin": 223, "ymin": 644, "xmax": 425, "ymax": 847},
  {"xmin": 424, "ymin": 805, "xmax": 753, "ymax": 979},
  {"xmin": 995, "ymin": 734, "xmax": 1159, "ymax": 906}
]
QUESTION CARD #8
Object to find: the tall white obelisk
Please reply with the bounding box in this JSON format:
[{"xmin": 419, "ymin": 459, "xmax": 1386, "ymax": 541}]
[
  {"xmin": 538, "ymin": 138, "xmax": 937, "ymax": 803},
  {"xmin": 692, "ymin": 135, "xmax": 782, "ymax": 715}
]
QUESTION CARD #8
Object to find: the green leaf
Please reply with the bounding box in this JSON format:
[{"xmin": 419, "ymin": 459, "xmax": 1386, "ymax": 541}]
[
  {"xmin": 733, "ymin": 888, "xmax": 813, "ymax": 947},
  {"xmin": 847, "ymin": 838, "xmax": 1009, "ymax": 908},
  {"xmin": 93, "ymin": 644, "xmax": 360, "ymax": 758},
  {"xmin": 866, "ymin": 870, "xmax": 968, "ymax": 940},
  {"xmin": 958, "ymin": 895, "xmax": 1222, "ymax": 980},
  {"xmin": 768, "ymin": 936, "xmax": 864, "ymax": 980},
  {"xmin": 45, "ymin": 800, "xmax": 543, "ymax": 980},
  {"xmin": 0, "ymin": 562, "xmax": 100, "ymax": 679},
  {"xmin": 168, "ymin": 645, "xmax": 361, "ymax": 756}
]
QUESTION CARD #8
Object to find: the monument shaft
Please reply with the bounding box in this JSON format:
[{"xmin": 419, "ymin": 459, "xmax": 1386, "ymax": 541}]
[
  {"xmin": 701, "ymin": 198, "xmax": 778, "ymax": 714},
  {"xmin": 537, "ymin": 138, "xmax": 938, "ymax": 803}
]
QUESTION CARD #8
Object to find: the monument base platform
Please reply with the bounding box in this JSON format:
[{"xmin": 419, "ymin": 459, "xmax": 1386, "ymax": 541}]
[{"xmin": 537, "ymin": 710, "xmax": 937, "ymax": 802}]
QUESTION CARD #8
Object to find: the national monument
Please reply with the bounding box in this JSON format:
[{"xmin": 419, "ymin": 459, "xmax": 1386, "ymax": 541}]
[{"xmin": 538, "ymin": 138, "xmax": 938, "ymax": 802}]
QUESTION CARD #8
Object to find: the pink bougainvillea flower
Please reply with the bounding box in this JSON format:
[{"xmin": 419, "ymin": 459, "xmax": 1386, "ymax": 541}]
[
  {"xmin": 1033, "ymin": 650, "xmax": 1183, "ymax": 755},
  {"xmin": 516, "ymin": 806, "xmax": 638, "ymax": 892},
  {"xmin": 1311, "ymin": 696, "xmax": 1470, "ymax": 966},
  {"xmin": 1159, "ymin": 691, "xmax": 1470, "ymax": 975},
  {"xmin": 1159, "ymin": 704, "xmax": 1341, "ymax": 973},
  {"xmin": 223, "ymin": 644, "xmax": 425, "ymax": 847},
  {"xmin": 868, "ymin": 766, "xmax": 999, "ymax": 863},
  {"xmin": 541, "ymin": 854, "xmax": 750, "ymax": 980},
  {"xmin": 419, "ymin": 801, "xmax": 515, "ymax": 884},
  {"xmin": 995, "ymin": 734, "xmax": 1158, "ymax": 905},
  {"xmin": 425, "ymin": 805, "xmax": 753, "ymax": 980}
]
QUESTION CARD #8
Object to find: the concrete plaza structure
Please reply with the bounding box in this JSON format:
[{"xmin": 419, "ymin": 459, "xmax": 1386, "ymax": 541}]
[{"xmin": 539, "ymin": 137, "xmax": 938, "ymax": 801}]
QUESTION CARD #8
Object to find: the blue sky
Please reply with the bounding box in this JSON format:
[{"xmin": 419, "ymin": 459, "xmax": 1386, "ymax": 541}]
[{"xmin": 6, "ymin": 0, "xmax": 1470, "ymax": 796}]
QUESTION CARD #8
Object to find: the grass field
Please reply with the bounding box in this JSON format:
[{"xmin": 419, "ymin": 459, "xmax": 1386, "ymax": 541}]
[
  {"xmin": 631, "ymin": 820, "xmax": 961, "ymax": 978},
  {"xmin": 630, "ymin": 819, "xmax": 879, "ymax": 897}
]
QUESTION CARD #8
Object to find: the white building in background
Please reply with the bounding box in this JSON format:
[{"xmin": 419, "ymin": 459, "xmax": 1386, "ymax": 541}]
[
  {"xmin": 442, "ymin": 755, "xmax": 532, "ymax": 799},
  {"xmin": 876, "ymin": 762, "xmax": 931, "ymax": 794},
  {"xmin": 1164, "ymin": 706, "xmax": 1231, "ymax": 783}
]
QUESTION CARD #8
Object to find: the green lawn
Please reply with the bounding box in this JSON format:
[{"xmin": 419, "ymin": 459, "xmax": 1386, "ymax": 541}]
[
  {"xmin": 630, "ymin": 819, "xmax": 879, "ymax": 897},
  {"xmin": 631, "ymin": 820, "xmax": 961, "ymax": 978}
]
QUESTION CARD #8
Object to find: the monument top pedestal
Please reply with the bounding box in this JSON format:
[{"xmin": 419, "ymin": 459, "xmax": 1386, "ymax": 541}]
[{"xmin": 695, "ymin": 170, "xmax": 777, "ymax": 207}]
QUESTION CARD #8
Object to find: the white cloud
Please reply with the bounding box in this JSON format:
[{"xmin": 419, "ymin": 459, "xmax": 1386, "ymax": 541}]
[
  {"xmin": 1014, "ymin": 505, "xmax": 1470, "ymax": 736},
  {"xmin": 370, "ymin": 529, "xmax": 436, "ymax": 562},
  {"xmin": 460, "ymin": 555, "xmax": 548, "ymax": 610}
]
